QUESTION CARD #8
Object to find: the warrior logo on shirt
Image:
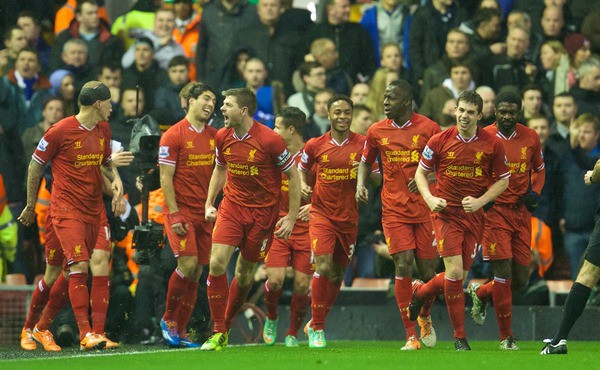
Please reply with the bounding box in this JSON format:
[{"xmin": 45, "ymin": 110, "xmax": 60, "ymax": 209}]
[
  {"xmin": 74, "ymin": 141, "xmax": 82, "ymax": 149},
  {"xmin": 446, "ymin": 151, "xmax": 456, "ymax": 160},
  {"xmin": 248, "ymin": 149, "xmax": 257, "ymax": 162},
  {"xmin": 411, "ymin": 135, "xmax": 420, "ymax": 148},
  {"xmin": 320, "ymin": 155, "xmax": 329, "ymax": 163},
  {"xmin": 224, "ymin": 148, "xmax": 231, "ymax": 156},
  {"xmin": 474, "ymin": 151, "xmax": 484, "ymax": 164},
  {"xmin": 521, "ymin": 146, "xmax": 527, "ymax": 159},
  {"xmin": 186, "ymin": 141, "xmax": 195, "ymax": 149},
  {"xmin": 380, "ymin": 137, "xmax": 389, "ymax": 146}
]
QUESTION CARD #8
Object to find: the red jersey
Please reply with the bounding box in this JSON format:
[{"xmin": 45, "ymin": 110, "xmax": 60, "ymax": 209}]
[
  {"xmin": 419, "ymin": 126, "xmax": 511, "ymax": 207},
  {"xmin": 484, "ymin": 123, "xmax": 545, "ymax": 204},
  {"xmin": 32, "ymin": 116, "xmax": 111, "ymax": 223},
  {"xmin": 299, "ymin": 131, "xmax": 365, "ymax": 226},
  {"xmin": 280, "ymin": 150, "xmax": 313, "ymax": 237},
  {"xmin": 159, "ymin": 118, "xmax": 218, "ymax": 218},
  {"xmin": 362, "ymin": 113, "xmax": 441, "ymax": 223},
  {"xmin": 215, "ymin": 121, "xmax": 294, "ymax": 208}
]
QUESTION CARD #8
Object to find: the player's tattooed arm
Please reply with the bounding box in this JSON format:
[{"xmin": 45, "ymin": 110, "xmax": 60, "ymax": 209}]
[{"xmin": 18, "ymin": 160, "xmax": 45, "ymax": 226}]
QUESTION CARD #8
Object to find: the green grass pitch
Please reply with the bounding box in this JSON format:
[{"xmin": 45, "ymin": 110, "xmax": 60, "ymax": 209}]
[{"xmin": 1, "ymin": 341, "xmax": 598, "ymax": 370}]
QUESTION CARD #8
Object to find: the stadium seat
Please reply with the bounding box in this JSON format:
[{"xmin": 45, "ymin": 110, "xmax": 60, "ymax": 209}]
[
  {"xmin": 351, "ymin": 278, "xmax": 391, "ymax": 289},
  {"xmin": 5, "ymin": 273, "xmax": 27, "ymax": 285},
  {"xmin": 546, "ymin": 280, "xmax": 573, "ymax": 307}
]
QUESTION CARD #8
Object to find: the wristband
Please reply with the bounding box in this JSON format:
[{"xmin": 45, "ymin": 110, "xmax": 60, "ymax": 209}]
[{"xmin": 170, "ymin": 211, "xmax": 186, "ymax": 226}]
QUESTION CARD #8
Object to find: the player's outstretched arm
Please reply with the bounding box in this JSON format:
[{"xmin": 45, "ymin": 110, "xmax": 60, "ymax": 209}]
[
  {"xmin": 415, "ymin": 166, "xmax": 446, "ymax": 212},
  {"xmin": 205, "ymin": 164, "xmax": 226, "ymax": 222},
  {"xmin": 160, "ymin": 164, "xmax": 189, "ymax": 235},
  {"xmin": 18, "ymin": 160, "xmax": 44, "ymax": 227},
  {"xmin": 275, "ymin": 166, "xmax": 301, "ymax": 239},
  {"xmin": 462, "ymin": 177, "xmax": 509, "ymax": 213},
  {"xmin": 356, "ymin": 161, "xmax": 371, "ymax": 203}
]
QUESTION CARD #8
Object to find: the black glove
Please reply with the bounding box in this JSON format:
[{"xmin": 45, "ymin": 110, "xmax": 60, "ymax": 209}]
[
  {"xmin": 483, "ymin": 200, "xmax": 495, "ymax": 212},
  {"xmin": 522, "ymin": 191, "xmax": 539, "ymax": 212}
]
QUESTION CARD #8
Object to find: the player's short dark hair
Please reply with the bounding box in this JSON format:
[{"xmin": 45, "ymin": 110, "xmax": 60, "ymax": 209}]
[
  {"xmin": 168, "ymin": 55, "xmax": 189, "ymax": 69},
  {"xmin": 76, "ymin": 0, "xmax": 98, "ymax": 14},
  {"xmin": 496, "ymin": 90, "xmax": 522, "ymax": 110},
  {"xmin": 457, "ymin": 90, "xmax": 483, "ymax": 113},
  {"xmin": 277, "ymin": 106, "xmax": 307, "ymax": 136},
  {"xmin": 298, "ymin": 61, "xmax": 322, "ymax": 79},
  {"xmin": 223, "ymin": 88, "xmax": 257, "ymax": 116},
  {"xmin": 327, "ymin": 94, "xmax": 353, "ymax": 112},
  {"xmin": 387, "ymin": 79, "xmax": 414, "ymax": 101},
  {"xmin": 188, "ymin": 82, "xmax": 217, "ymax": 102}
]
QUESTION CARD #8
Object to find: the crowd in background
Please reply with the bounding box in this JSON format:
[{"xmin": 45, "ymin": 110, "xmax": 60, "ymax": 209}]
[{"xmin": 0, "ymin": 0, "xmax": 599, "ymax": 344}]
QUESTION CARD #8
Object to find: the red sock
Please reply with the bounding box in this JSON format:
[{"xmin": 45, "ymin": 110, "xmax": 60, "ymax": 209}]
[
  {"xmin": 177, "ymin": 280, "xmax": 199, "ymax": 335},
  {"xmin": 417, "ymin": 273, "xmax": 445, "ymax": 300},
  {"xmin": 24, "ymin": 278, "xmax": 51, "ymax": 329},
  {"xmin": 444, "ymin": 278, "xmax": 466, "ymax": 339},
  {"xmin": 263, "ymin": 280, "xmax": 283, "ymax": 320},
  {"xmin": 419, "ymin": 296, "xmax": 437, "ymax": 318},
  {"xmin": 91, "ymin": 276, "xmax": 110, "ymax": 334},
  {"xmin": 69, "ymin": 272, "xmax": 92, "ymax": 340},
  {"xmin": 37, "ymin": 273, "xmax": 70, "ymax": 331},
  {"xmin": 310, "ymin": 273, "xmax": 329, "ymax": 331},
  {"xmin": 395, "ymin": 276, "xmax": 417, "ymax": 338},
  {"xmin": 491, "ymin": 277, "xmax": 512, "ymax": 339},
  {"xmin": 325, "ymin": 279, "xmax": 341, "ymax": 315},
  {"xmin": 224, "ymin": 277, "xmax": 252, "ymax": 331},
  {"xmin": 477, "ymin": 281, "xmax": 493, "ymax": 302},
  {"xmin": 163, "ymin": 269, "xmax": 189, "ymax": 322},
  {"xmin": 287, "ymin": 293, "xmax": 310, "ymax": 337},
  {"xmin": 207, "ymin": 274, "xmax": 229, "ymax": 333}
]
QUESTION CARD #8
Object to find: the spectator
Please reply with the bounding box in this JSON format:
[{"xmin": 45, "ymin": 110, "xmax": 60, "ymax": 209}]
[
  {"xmin": 458, "ymin": 0, "xmax": 500, "ymax": 35},
  {"xmin": 349, "ymin": 104, "xmax": 373, "ymax": 136},
  {"xmin": 0, "ymin": 26, "xmax": 28, "ymax": 77},
  {"xmin": 111, "ymin": 0, "xmax": 160, "ymax": 49},
  {"xmin": 365, "ymin": 67, "xmax": 399, "ymax": 121},
  {"xmin": 420, "ymin": 60, "xmax": 475, "ymax": 124},
  {"xmin": 468, "ymin": 8, "xmax": 504, "ymax": 63},
  {"xmin": 21, "ymin": 98, "xmax": 64, "ymax": 160},
  {"xmin": 214, "ymin": 47, "xmax": 253, "ymax": 93},
  {"xmin": 58, "ymin": 39, "xmax": 95, "ymax": 92},
  {"xmin": 557, "ymin": 114, "xmax": 600, "ymax": 279},
  {"xmin": 306, "ymin": 88, "xmax": 334, "ymax": 138},
  {"xmin": 538, "ymin": 40, "xmax": 567, "ymax": 103},
  {"xmin": 581, "ymin": 7, "xmax": 600, "ymax": 55},
  {"xmin": 49, "ymin": 69, "xmax": 77, "ymax": 116},
  {"xmin": 476, "ymin": 85, "xmax": 496, "ymax": 127},
  {"xmin": 17, "ymin": 12, "xmax": 51, "ymax": 73},
  {"xmin": 350, "ymin": 82, "xmax": 369, "ymax": 105},
  {"xmin": 196, "ymin": 0, "xmax": 258, "ymax": 89},
  {"xmin": 570, "ymin": 58, "xmax": 600, "ymax": 118},
  {"xmin": 546, "ymin": 92, "xmax": 577, "ymax": 157},
  {"xmin": 243, "ymin": 58, "xmax": 284, "ymax": 129},
  {"xmin": 50, "ymin": 0, "xmax": 124, "ymax": 71},
  {"xmin": 520, "ymin": 84, "xmax": 547, "ymax": 123},
  {"xmin": 152, "ymin": 55, "xmax": 189, "ymax": 126},
  {"xmin": 408, "ymin": 0, "xmax": 468, "ymax": 85},
  {"xmin": 54, "ymin": 0, "xmax": 110, "ymax": 35},
  {"xmin": 308, "ymin": 0, "xmax": 377, "ymax": 83},
  {"xmin": 172, "ymin": 0, "xmax": 201, "ymax": 81},
  {"xmin": 235, "ymin": 0, "xmax": 306, "ymax": 97},
  {"xmin": 506, "ymin": 9, "xmax": 543, "ymax": 63},
  {"xmin": 421, "ymin": 28, "xmax": 471, "ymax": 103},
  {"xmin": 540, "ymin": 6, "xmax": 567, "ymax": 43},
  {"xmin": 360, "ymin": 0, "xmax": 414, "ymax": 67},
  {"xmin": 121, "ymin": 37, "xmax": 169, "ymax": 112},
  {"xmin": 563, "ymin": 33, "xmax": 592, "ymax": 91},
  {"xmin": 480, "ymin": 26, "xmax": 536, "ymax": 93},
  {"xmin": 111, "ymin": 86, "xmax": 145, "ymax": 151},
  {"xmin": 379, "ymin": 43, "xmax": 409, "ymax": 81},
  {"xmin": 0, "ymin": 47, "xmax": 52, "ymax": 134},
  {"xmin": 97, "ymin": 62, "xmax": 123, "ymax": 107},
  {"xmin": 287, "ymin": 61, "xmax": 326, "ymax": 118},
  {"xmin": 310, "ymin": 38, "xmax": 352, "ymax": 95},
  {"xmin": 121, "ymin": 7, "xmax": 185, "ymax": 70}
]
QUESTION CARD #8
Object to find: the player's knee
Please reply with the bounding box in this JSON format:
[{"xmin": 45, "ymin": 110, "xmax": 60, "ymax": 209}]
[
  {"xmin": 294, "ymin": 279, "xmax": 310, "ymax": 295},
  {"xmin": 267, "ymin": 278, "xmax": 284, "ymax": 291},
  {"xmin": 209, "ymin": 255, "xmax": 227, "ymax": 276}
]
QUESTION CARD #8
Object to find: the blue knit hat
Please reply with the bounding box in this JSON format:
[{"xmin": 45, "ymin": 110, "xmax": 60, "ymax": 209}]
[{"xmin": 49, "ymin": 69, "xmax": 74, "ymax": 97}]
